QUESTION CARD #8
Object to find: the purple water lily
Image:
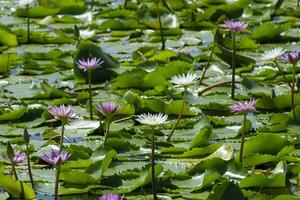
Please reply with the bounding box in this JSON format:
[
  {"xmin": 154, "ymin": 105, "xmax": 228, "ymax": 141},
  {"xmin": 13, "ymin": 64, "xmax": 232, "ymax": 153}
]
[
  {"xmin": 99, "ymin": 194, "xmax": 124, "ymax": 200},
  {"xmin": 42, "ymin": 148, "xmax": 70, "ymax": 166},
  {"xmin": 49, "ymin": 105, "xmax": 76, "ymax": 122},
  {"xmin": 98, "ymin": 101, "xmax": 120, "ymax": 118},
  {"xmin": 280, "ymin": 51, "xmax": 300, "ymax": 66},
  {"xmin": 224, "ymin": 20, "xmax": 247, "ymax": 32},
  {"xmin": 229, "ymin": 99, "xmax": 257, "ymax": 114},
  {"xmin": 76, "ymin": 57, "xmax": 104, "ymax": 72},
  {"xmin": 6, "ymin": 150, "xmax": 26, "ymax": 164}
]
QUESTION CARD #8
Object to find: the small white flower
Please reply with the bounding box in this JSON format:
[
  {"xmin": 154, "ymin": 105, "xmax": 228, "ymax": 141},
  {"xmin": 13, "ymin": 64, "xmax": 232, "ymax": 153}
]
[
  {"xmin": 79, "ymin": 29, "xmax": 95, "ymax": 39},
  {"xmin": 136, "ymin": 113, "xmax": 168, "ymax": 126},
  {"xmin": 74, "ymin": 12, "xmax": 93, "ymax": 25},
  {"xmin": 260, "ymin": 47, "xmax": 285, "ymax": 61},
  {"xmin": 0, "ymin": 80, "xmax": 8, "ymax": 87},
  {"xmin": 170, "ymin": 72, "xmax": 198, "ymax": 87},
  {"xmin": 19, "ymin": 0, "xmax": 35, "ymax": 6}
]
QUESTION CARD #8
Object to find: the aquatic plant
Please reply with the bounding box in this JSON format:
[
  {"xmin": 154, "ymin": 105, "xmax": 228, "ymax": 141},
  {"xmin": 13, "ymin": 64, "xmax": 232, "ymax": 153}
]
[
  {"xmin": 167, "ymin": 72, "xmax": 198, "ymax": 141},
  {"xmin": 6, "ymin": 142, "xmax": 26, "ymax": 180},
  {"xmin": 49, "ymin": 105, "xmax": 76, "ymax": 150},
  {"xmin": 136, "ymin": 113, "xmax": 168, "ymax": 200},
  {"xmin": 224, "ymin": 20, "xmax": 247, "ymax": 99},
  {"xmin": 23, "ymin": 128, "xmax": 34, "ymax": 188},
  {"xmin": 76, "ymin": 57, "xmax": 104, "ymax": 120},
  {"xmin": 42, "ymin": 148, "xmax": 70, "ymax": 200},
  {"xmin": 230, "ymin": 99, "xmax": 257, "ymax": 162},
  {"xmin": 98, "ymin": 101, "xmax": 121, "ymax": 146}
]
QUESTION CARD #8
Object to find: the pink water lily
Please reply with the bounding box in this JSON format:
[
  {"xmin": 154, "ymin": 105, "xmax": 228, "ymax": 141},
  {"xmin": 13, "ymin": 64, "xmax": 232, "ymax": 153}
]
[
  {"xmin": 49, "ymin": 105, "xmax": 76, "ymax": 122},
  {"xmin": 42, "ymin": 149, "xmax": 70, "ymax": 166},
  {"xmin": 229, "ymin": 99, "xmax": 257, "ymax": 114},
  {"xmin": 76, "ymin": 57, "xmax": 104, "ymax": 72},
  {"xmin": 224, "ymin": 20, "xmax": 247, "ymax": 32},
  {"xmin": 280, "ymin": 51, "xmax": 300, "ymax": 66},
  {"xmin": 99, "ymin": 194, "xmax": 124, "ymax": 200},
  {"xmin": 98, "ymin": 101, "xmax": 120, "ymax": 118}
]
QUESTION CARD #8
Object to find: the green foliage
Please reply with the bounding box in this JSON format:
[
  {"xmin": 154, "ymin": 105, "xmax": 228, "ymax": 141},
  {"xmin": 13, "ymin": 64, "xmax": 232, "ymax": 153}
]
[{"xmin": 0, "ymin": 174, "xmax": 35, "ymax": 199}]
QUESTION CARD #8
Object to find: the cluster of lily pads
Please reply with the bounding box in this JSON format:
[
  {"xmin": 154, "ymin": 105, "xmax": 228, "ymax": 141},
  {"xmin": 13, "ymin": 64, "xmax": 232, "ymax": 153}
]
[{"xmin": 1, "ymin": 0, "xmax": 300, "ymax": 199}]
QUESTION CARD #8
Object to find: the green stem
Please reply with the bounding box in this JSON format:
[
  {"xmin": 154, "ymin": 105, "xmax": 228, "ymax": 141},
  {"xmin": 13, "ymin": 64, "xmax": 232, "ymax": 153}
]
[
  {"xmin": 167, "ymin": 88, "xmax": 187, "ymax": 141},
  {"xmin": 274, "ymin": 60, "xmax": 292, "ymax": 88},
  {"xmin": 231, "ymin": 32, "xmax": 236, "ymax": 99},
  {"xmin": 55, "ymin": 121, "xmax": 64, "ymax": 200},
  {"xmin": 298, "ymin": 0, "xmax": 300, "ymax": 7},
  {"xmin": 26, "ymin": 4, "xmax": 30, "ymax": 44},
  {"xmin": 113, "ymin": 115, "xmax": 134, "ymax": 123},
  {"xmin": 91, "ymin": 0, "xmax": 94, "ymax": 10},
  {"xmin": 59, "ymin": 122, "xmax": 65, "ymax": 152},
  {"xmin": 11, "ymin": 164, "xmax": 18, "ymax": 180},
  {"xmin": 198, "ymin": 80, "xmax": 241, "ymax": 96},
  {"xmin": 54, "ymin": 166, "xmax": 60, "ymax": 200},
  {"xmin": 291, "ymin": 66, "xmax": 296, "ymax": 121},
  {"xmin": 151, "ymin": 127, "xmax": 157, "ymax": 200},
  {"xmin": 25, "ymin": 144, "xmax": 34, "ymax": 189},
  {"xmin": 239, "ymin": 114, "xmax": 247, "ymax": 163},
  {"xmin": 199, "ymin": 44, "xmax": 216, "ymax": 84},
  {"xmin": 155, "ymin": 0, "xmax": 165, "ymax": 50},
  {"xmin": 88, "ymin": 70, "xmax": 93, "ymax": 120},
  {"xmin": 102, "ymin": 120, "xmax": 111, "ymax": 146}
]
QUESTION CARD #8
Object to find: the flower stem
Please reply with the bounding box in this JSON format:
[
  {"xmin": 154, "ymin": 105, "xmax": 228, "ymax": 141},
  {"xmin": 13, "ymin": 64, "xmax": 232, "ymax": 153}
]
[
  {"xmin": 239, "ymin": 114, "xmax": 247, "ymax": 163},
  {"xmin": 11, "ymin": 164, "xmax": 18, "ymax": 180},
  {"xmin": 102, "ymin": 120, "xmax": 111, "ymax": 146},
  {"xmin": 197, "ymin": 80, "xmax": 241, "ymax": 96},
  {"xmin": 231, "ymin": 32, "xmax": 236, "ymax": 99},
  {"xmin": 88, "ymin": 70, "xmax": 93, "ymax": 120},
  {"xmin": 25, "ymin": 144, "xmax": 34, "ymax": 189},
  {"xmin": 151, "ymin": 127, "xmax": 157, "ymax": 200},
  {"xmin": 26, "ymin": 4, "xmax": 30, "ymax": 44},
  {"xmin": 274, "ymin": 60, "xmax": 292, "ymax": 88},
  {"xmin": 199, "ymin": 44, "xmax": 216, "ymax": 84},
  {"xmin": 91, "ymin": 0, "xmax": 94, "ymax": 10},
  {"xmin": 167, "ymin": 88, "xmax": 187, "ymax": 141},
  {"xmin": 291, "ymin": 66, "xmax": 297, "ymax": 121},
  {"xmin": 54, "ymin": 166, "xmax": 60, "ymax": 200},
  {"xmin": 155, "ymin": 0, "xmax": 165, "ymax": 50},
  {"xmin": 54, "ymin": 121, "xmax": 65, "ymax": 200},
  {"xmin": 59, "ymin": 122, "xmax": 65, "ymax": 152}
]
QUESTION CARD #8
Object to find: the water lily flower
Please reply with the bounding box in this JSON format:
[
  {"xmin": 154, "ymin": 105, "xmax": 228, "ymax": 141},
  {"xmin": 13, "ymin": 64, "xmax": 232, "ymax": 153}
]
[
  {"xmin": 280, "ymin": 51, "xmax": 300, "ymax": 66},
  {"xmin": 229, "ymin": 99, "xmax": 257, "ymax": 163},
  {"xmin": 19, "ymin": 0, "xmax": 35, "ymax": 6},
  {"xmin": 98, "ymin": 101, "xmax": 120, "ymax": 119},
  {"xmin": 170, "ymin": 73, "xmax": 198, "ymax": 87},
  {"xmin": 79, "ymin": 29, "xmax": 95, "ymax": 39},
  {"xmin": 260, "ymin": 47, "xmax": 285, "ymax": 61},
  {"xmin": 99, "ymin": 194, "xmax": 124, "ymax": 200},
  {"xmin": 229, "ymin": 99, "xmax": 257, "ymax": 114},
  {"xmin": 224, "ymin": 20, "xmax": 247, "ymax": 32},
  {"xmin": 42, "ymin": 149, "xmax": 70, "ymax": 166},
  {"xmin": 6, "ymin": 150, "xmax": 26, "ymax": 164},
  {"xmin": 136, "ymin": 113, "xmax": 168, "ymax": 126},
  {"xmin": 76, "ymin": 57, "xmax": 104, "ymax": 72},
  {"xmin": 0, "ymin": 80, "xmax": 8, "ymax": 87},
  {"xmin": 49, "ymin": 105, "xmax": 76, "ymax": 122}
]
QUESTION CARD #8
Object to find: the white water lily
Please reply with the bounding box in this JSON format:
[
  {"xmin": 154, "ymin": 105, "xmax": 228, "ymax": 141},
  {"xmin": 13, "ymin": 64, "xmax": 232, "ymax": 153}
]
[
  {"xmin": 79, "ymin": 29, "xmax": 95, "ymax": 39},
  {"xmin": 170, "ymin": 72, "xmax": 198, "ymax": 87},
  {"xmin": 0, "ymin": 80, "xmax": 8, "ymax": 87},
  {"xmin": 136, "ymin": 113, "xmax": 168, "ymax": 126},
  {"xmin": 74, "ymin": 12, "xmax": 93, "ymax": 24},
  {"xmin": 260, "ymin": 47, "xmax": 285, "ymax": 61},
  {"xmin": 19, "ymin": 0, "xmax": 35, "ymax": 6}
]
